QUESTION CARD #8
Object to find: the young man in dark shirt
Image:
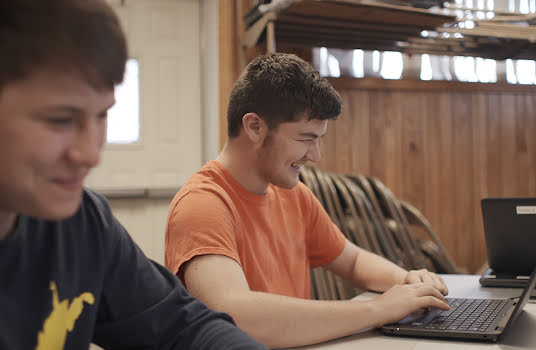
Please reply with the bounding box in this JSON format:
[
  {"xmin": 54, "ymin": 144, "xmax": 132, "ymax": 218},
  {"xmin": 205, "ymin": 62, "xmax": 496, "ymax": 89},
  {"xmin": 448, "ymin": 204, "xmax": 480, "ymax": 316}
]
[{"xmin": 0, "ymin": 0, "xmax": 267, "ymax": 349}]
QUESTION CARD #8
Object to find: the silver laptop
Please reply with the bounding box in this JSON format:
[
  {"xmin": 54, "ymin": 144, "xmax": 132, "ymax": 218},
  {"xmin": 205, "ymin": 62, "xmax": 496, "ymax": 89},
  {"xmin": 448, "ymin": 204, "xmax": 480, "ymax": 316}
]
[{"xmin": 381, "ymin": 267, "xmax": 536, "ymax": 341}]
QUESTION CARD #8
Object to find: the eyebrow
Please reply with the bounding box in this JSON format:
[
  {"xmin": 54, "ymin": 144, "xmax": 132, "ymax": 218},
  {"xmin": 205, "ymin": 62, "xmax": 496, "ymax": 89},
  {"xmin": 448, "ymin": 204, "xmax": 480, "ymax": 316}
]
[
  {"xmin": 40, "ymin": 100, "xmax": 116, "ymax": 115},
  {"xmin": 37, "ymin": 105, "xmax": 83, "ymax": 115},
  {"xmin": 299, "ymin": 132, "xmax": 325, "ymax": 139}
]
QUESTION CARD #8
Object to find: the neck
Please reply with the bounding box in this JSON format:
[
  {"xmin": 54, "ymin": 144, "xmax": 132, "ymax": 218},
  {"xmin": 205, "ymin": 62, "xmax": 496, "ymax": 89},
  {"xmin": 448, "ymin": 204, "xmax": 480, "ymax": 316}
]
[
  {"xmin": 0, "ymin": 211, "xmax": 17, "ymax": 242},
  {"xmin": 217, "ymin": 140, "xmax": 268, "ymax": 195}
]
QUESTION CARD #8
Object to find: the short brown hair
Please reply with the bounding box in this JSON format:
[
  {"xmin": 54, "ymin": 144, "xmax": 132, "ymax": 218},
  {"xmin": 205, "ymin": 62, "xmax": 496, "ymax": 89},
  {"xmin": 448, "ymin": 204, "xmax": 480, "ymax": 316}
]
[
  {"xmin": 0, "ymin": 0, "xmax": 127, "ymax": 91},
  {"xmin": 227, "ymin": 53, "xmax": 342, "ymax": 138}
]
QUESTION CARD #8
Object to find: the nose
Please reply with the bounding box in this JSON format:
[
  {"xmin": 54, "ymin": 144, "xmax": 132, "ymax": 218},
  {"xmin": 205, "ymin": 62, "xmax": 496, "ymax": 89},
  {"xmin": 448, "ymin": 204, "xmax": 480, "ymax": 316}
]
[
  {"xmin": 306, "ymin": 140, "xmax": 322, "ymax": 163},
  {"xmin": 67, "ymin": 118, "xmax": 105, "ymax": 168}
]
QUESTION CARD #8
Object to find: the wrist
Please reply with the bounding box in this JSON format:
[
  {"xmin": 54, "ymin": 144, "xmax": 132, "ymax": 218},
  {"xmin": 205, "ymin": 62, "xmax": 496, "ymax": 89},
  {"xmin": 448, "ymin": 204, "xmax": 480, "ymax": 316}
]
[
  {"xmin": 364, "ymin": 299, "xmax": 386, "ymax": 328},
  {"xmin": 395, "ymin": 269, "xmax": 408, "ymax": 285}
]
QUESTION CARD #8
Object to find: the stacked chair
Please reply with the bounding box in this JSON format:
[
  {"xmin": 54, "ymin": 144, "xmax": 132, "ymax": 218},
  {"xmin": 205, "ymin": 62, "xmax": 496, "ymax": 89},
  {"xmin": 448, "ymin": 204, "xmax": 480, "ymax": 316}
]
[{"xmin": 299, "ymin": 166, "xmax": 460, "ymax": 301}]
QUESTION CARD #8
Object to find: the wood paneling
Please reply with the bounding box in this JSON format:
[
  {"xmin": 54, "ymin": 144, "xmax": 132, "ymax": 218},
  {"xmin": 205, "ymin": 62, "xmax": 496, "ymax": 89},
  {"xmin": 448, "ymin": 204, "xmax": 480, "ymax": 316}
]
[
  {"xmin": 218, "ymin": 0, "xmax": 241, "ymax": 149},
  {"xmin": 330, "ymin": 76, "xmax": 536, "ymax": 93},
  {"xmin": 319, "ymin": 79, "xmax": 536, "ymax": 272}
]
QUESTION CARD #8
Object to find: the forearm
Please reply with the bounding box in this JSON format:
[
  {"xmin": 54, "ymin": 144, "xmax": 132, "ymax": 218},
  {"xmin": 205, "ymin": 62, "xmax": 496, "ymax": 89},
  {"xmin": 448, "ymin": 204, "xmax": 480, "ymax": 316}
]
[
  {"xmin": 181, "ymin": 314, "xmax": 269, "ymax": 350},
  {"xmin": 182, "ymin": 253, "xmax": 447, "ymax": 349},
  {"xmin": 211, "ymin": 290, "xmax": 378, "ymax": 349},
  {"xmin": 352, "ymin": 248, "xmax": 407, "ymax": 292}
]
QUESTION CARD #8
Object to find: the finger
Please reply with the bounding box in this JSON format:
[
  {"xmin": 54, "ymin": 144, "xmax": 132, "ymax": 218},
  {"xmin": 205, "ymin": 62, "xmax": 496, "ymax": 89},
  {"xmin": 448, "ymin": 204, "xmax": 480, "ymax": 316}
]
[
  {"xmin": 405, "ymin": 271, "xmax": 422, "ymax": 285},
  {"xmin": 416, "ymin": 284, "xmax": 447, "ymax": 303},
  {"xmin": 420, "ymin": 272, "xmax": 435, "ymax": 286},
  {"xmin": 421, "ymin": 295, "xmax": 450, "ymax": 311},
  {"xmin": 406, "ymin": 294, "xmax": 450, "ymax": 314},
  {"xmin": 432, "ymin": 274, "xmax": 449, "ymax": 295}
]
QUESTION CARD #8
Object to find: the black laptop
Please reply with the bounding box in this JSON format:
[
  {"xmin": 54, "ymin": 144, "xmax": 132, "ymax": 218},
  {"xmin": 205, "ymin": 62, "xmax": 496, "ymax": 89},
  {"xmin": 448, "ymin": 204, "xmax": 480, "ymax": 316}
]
[
  {"xmin": 479, "ymin": 198, "xmax": 536, "ymax": 287},
  {"xmin": 381, "ymin": 267, "xmax": 536, "ymax": 341}
]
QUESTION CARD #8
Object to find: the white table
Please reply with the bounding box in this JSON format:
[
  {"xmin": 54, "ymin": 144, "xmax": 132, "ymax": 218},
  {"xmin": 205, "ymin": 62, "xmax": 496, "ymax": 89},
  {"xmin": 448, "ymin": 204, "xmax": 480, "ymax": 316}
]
[{"xmin": 293, "ymin": 275, "xmax": 536, "ymax": 350}]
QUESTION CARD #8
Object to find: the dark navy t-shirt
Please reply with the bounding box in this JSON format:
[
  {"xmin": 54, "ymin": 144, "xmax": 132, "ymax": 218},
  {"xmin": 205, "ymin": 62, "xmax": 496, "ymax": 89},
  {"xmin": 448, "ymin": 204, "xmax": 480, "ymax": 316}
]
[{"xmin": 0, "ymin": 189, "xmax": 266, "ymax": 350}]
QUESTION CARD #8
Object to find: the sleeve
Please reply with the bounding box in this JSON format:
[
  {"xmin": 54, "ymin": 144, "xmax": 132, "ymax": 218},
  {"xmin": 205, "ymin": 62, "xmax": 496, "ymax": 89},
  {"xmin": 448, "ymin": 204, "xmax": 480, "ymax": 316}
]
[
  {"xmin": 89, "ymin": 192, "xmax": 267, "ymax": 350},
  {"xmin": 300, "ymin": 183, "xmax": 346, "ymax": 268},
  {"xmin": 165, "ymin": 188, "xmax": 241, "ymax": 280}
]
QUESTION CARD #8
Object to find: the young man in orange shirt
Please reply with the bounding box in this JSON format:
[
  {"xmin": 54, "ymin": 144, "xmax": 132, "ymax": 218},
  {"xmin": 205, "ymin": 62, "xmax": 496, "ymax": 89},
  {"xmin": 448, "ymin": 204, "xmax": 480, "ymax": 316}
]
[{"xmin": 165, "ymin": 53, "xmax": 449, "ymax": 348}]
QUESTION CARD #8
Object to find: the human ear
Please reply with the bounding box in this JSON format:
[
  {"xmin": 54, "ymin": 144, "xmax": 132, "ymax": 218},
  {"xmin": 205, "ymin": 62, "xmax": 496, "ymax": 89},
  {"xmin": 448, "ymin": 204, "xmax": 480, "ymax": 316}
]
[{"xmin": 242, "ymin": 113, "xmax": 267, "ymax": 144}]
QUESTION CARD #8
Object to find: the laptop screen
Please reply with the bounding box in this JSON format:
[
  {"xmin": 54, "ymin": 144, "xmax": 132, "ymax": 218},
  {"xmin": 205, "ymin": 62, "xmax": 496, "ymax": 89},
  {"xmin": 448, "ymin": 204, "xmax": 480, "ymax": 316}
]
[{"xmin": 481, "ymin": 197, "xmax": 536, "ymax": 275}]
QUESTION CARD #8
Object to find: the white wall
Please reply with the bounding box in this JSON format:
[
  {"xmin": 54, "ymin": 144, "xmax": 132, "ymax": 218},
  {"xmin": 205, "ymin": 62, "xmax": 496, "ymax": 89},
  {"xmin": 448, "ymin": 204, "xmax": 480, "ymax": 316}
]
[
  {"xmin": 87, "ymin": 0, "xmax": 203, "ymax": 192},
  {"xmin": 91, "ymin": 1, "xmax": 217, "ymax": 348}
]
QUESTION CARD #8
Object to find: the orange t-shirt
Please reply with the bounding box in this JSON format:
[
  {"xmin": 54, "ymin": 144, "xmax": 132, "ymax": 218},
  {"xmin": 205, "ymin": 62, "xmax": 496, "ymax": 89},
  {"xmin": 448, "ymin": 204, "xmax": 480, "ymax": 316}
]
[{"xmin": 165, "ymin": 161, "xmax": 346, "ymax": 299}]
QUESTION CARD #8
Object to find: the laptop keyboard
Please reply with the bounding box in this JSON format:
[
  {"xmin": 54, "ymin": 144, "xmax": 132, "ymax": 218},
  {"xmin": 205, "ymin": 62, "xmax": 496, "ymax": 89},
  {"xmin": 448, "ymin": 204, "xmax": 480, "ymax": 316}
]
[{"xmin": 424, "ymin": 298, "xmax": 509, "ymax": 332}]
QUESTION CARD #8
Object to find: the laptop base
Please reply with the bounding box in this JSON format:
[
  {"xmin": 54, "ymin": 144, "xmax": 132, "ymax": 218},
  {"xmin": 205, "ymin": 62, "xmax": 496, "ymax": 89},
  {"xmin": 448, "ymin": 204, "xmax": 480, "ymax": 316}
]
[
  {"xmin": 479, "ymin": 268, "xmax": 529, "ymax": 288},
  {"xmin": 381, "ymin": 326, "xmax": 502, "ymax": 341}
]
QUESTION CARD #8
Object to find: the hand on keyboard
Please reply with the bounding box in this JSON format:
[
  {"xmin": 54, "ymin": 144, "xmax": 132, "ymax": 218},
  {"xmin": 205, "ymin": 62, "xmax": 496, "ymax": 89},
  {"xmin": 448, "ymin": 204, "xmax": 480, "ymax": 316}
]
[
  {"xmin": 370, "ymin": 283, "xmax": 450, "ymax": 327},
  {"xmin": 400, "ymin": 269, "xmax": 449, "ymax": 296}
]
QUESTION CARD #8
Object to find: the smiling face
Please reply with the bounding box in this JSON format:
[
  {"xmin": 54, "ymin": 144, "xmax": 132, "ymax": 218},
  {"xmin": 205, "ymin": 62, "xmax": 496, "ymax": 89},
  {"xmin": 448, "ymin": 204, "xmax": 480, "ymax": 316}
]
[
  {"xmin": 256, "ymin": 115, "xmax": 327, "ymax": 190},
  {"xmin": 0, "ymin": 69, "xmax": 114, "ymax": 222}
]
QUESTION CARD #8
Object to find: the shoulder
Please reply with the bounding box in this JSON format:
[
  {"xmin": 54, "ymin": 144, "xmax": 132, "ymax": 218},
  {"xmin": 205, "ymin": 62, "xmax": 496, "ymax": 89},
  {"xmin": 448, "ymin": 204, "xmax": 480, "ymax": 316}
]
[
  {"xmin": 77, "ymin": 188, "xmax": 115, "ymax": 229},
  {"xmin": 170, "ymin": 162, "xmax": 237, "ymax": 213},
  {"xmin": 60, "ymin": 188, "xmax": 128, "ymax": 251},
  {"xmin": 81, "ymin": 188, "xmax": 111, "ymax": 212}
]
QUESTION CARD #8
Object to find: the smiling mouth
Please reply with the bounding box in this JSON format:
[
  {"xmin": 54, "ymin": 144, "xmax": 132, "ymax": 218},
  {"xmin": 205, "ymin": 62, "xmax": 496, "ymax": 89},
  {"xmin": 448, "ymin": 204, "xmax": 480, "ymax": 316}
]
[
  {"xmin": 291, "ymin": 163, "xmax": 303, "ymax": 171},
  {"xmin": 53, "ymin": 178, "xmax": 85, "ymax": 191}
]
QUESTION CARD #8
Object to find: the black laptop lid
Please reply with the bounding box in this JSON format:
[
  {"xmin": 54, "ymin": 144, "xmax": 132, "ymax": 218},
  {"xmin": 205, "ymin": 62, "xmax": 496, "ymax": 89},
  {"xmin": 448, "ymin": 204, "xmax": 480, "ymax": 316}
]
[
  {"xmin": 481, "ymin": 198, "xmax": 536, "ymax": 275},
  {"xmin": 501, "ymin": 267, "xmax": 536, "ymax": 336}
]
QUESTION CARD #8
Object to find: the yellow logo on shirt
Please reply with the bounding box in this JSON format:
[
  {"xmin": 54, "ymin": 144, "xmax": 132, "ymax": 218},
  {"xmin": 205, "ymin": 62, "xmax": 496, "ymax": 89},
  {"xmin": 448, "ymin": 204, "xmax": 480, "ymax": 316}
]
[{"xmin": 35, "ymin": 282, "xmax": 95, "ymax": 350}]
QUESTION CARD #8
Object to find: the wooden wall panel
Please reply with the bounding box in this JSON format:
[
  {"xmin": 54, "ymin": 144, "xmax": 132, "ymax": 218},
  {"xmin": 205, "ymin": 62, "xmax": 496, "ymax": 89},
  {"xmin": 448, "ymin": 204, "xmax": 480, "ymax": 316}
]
[
  {"xmin": 319, "ymin": 79, "xmax": 536, "ymax": 272},
  {"xmin": 219, "ymin": 0, "xmax": 254, "ymax": 149}
]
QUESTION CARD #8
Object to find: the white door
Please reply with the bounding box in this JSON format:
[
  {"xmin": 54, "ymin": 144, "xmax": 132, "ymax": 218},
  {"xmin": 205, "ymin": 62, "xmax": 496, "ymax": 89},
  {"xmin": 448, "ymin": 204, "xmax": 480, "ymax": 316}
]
[{"xmin": 86, "ymin": 0, "xmax": 203, "ymax": 193}]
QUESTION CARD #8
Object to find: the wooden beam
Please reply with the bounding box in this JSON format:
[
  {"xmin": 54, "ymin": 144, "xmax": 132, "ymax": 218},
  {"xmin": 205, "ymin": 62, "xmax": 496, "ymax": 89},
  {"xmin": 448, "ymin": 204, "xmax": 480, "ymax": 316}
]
[{"xmin": 329, "ymin": 76, "xmax": 536, "ymax": 93}]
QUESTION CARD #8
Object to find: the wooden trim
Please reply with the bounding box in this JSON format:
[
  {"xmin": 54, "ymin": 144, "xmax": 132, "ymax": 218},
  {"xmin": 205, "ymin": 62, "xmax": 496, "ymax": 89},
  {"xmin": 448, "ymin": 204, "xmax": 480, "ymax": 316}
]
[
  {"xmin": 329, "ymin": 77, "xmax": 536, "ymax": 93},
  {"xmin": 218, "ymin": 0, "xmax": 237, "ymax": 150},
  {"xmin": 219, "ymin": 0, "xmax": 268, "ymax": 150}
]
